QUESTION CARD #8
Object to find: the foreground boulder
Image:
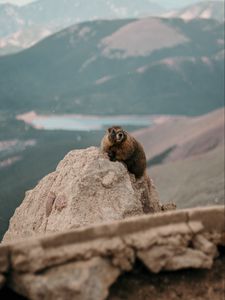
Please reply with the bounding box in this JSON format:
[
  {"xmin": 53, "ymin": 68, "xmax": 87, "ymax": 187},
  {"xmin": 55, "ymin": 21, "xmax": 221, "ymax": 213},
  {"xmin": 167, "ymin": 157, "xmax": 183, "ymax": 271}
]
[
  {"xmin": 3, "ymin": 147, "xmax": 162, "ymax": 242},
  {"xmin": 0, "ymin": 206, "xmax": 224, "ymax": 300}
]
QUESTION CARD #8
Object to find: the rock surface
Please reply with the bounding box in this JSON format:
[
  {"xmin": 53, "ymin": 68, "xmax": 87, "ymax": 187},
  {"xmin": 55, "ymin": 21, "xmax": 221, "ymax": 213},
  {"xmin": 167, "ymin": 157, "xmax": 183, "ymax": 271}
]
[
  {"xmin": 0, "ymin": 206, "xmax": 224, "ymax": 300},
  {"xmin": 3, "ymin": 147, "xmax": 162, "ymax": 243},
  {"xmin": 109, "ymin": 255, "xmax": 225, "ymax": 300},
  {"xmin": 3, "ymin": 147, "xmax": 224, "ymax": 300},
  {"xmin": 11, "ymin": 257, "xmax": 120, "ymax": 300}
]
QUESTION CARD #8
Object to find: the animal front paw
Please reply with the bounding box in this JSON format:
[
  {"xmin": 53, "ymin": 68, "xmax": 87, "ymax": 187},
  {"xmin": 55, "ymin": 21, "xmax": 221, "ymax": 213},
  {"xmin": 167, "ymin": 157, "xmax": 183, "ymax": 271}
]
[{"xmin": 108, "ymin": 150, "xmax": 116, "ymax": 161}]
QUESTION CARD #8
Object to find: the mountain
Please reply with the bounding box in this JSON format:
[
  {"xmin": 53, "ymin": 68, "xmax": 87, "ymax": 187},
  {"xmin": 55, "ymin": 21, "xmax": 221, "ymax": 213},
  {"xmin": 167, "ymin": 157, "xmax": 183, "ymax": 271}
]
[
  {"xmin": 134, "ymin": 108, "xmax": 224, "ymax": 161},
  {"xmin": 0, "ymin": 0, "xmax": 164, "ymax": 55},
  {"xmin": 0, "ymin": 17, "xmax": 224, "ymax": 116},
  {"xmin": 0, "ymin": 3, "xmax": 22, "ymax": 37},
  {"xmin": 0, "ymin": 1, "xmax": 224, "ymax": 55},
  {"xmin": 0, "ymin": 0, "xmax": 164, "ymax": 32},
  {"xmin": 134, "ymin": 108, "xmax": 224, "ymax": 208},
  {"xmin": 163, "ymin": 1, "xmax": 224, "ymax": 21},
  {"xmin": 21, "ymin": 0, "xmax": 163, "ymax": 22},
  {"xmin": 0, "ymin": 25, "xmax": 51, "ymax": 55},
  {"xmin": 151, "ymin": 145, "xmax": 224, "ymax": 208},
  {"xmin": 157, "ymin": 0, "xmax": 224, "ymax": 9}
]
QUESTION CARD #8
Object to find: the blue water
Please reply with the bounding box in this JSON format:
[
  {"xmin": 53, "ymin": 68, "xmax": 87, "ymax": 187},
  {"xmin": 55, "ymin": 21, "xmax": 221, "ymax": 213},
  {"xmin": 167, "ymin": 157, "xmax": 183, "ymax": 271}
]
[{"xmin": 32, "ymin": 115, "xmax": 152, "ymax": 131}]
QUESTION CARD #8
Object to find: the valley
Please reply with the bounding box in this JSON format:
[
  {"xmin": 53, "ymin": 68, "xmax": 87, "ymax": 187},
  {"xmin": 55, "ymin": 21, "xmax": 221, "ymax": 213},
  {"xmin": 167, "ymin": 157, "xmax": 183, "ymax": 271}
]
[{"xmin": 16, "ymin": 111, "xmax": 154, "ymax": 131}]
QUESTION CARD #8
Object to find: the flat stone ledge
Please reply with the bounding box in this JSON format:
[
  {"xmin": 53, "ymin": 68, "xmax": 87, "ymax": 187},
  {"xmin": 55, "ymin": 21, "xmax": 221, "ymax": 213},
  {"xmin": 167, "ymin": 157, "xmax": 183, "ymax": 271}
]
[{"xmin": 0, "ymin": 205, "xmax": 224, "ymax": 300}]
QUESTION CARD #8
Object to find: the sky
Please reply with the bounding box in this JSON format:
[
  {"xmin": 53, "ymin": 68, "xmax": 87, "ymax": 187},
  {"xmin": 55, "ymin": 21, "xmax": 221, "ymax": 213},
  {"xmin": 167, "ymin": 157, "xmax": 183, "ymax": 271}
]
[
  {"xmin": 0, "ymin": 0, "xmax": 34, "ymax": 5},
  {"xmin": 0, "ymin": 0, "xmax": 224, "ymax": 7}
]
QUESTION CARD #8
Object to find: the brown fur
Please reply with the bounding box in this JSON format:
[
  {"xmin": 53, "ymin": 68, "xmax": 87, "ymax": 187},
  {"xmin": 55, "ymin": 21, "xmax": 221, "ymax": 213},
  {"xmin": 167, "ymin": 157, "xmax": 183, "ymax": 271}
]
[{"xmin": 101, "ymin": 126, "xmax": 147, "ymax": 178}]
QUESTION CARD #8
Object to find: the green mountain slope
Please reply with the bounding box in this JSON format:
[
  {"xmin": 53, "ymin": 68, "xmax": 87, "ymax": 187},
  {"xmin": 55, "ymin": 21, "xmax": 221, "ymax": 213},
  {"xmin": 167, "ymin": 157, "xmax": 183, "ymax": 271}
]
[{"xmin": 0, "ymin": 17, "xmax": 224, "ymax": 115}]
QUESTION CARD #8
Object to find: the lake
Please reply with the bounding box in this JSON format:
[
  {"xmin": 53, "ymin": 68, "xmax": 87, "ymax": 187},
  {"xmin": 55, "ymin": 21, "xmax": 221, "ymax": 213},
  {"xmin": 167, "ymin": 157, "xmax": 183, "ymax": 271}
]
[{"xmin": 17, "ymin": 112, "xmax": 154, "ymax": 131}]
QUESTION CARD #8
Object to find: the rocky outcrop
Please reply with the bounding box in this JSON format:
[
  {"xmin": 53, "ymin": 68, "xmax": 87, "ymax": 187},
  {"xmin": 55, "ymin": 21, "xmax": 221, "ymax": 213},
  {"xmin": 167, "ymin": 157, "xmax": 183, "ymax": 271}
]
[
  {"xmin": 0, "ymin": 206, "xmax": 224, "ymax": 300},
  {"xmin": 3, "ymin": 147, "xmax": 162, "ymax": 243},
  {"xmin": 2, "ymin": 146, "xmax": 223, "ymax": 300}
]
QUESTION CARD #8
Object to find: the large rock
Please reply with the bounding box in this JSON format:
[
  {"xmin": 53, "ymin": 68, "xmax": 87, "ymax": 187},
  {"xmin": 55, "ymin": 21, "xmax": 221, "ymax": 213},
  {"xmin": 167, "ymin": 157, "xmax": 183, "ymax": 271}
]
[
  {"xmin": 0, "ymin": 206, "xmax": 224, "ymax": 300},
  {"xmin": 10, "ymin": 257, "xmax": 120, "ymax": 300},
  {"xmin": 3, "ymin": 147, "xmax": 162, "ymax": 242}
]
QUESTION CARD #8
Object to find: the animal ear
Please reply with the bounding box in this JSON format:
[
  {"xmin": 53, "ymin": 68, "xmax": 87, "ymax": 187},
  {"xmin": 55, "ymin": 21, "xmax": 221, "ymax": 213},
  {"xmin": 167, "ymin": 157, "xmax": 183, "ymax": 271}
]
[
  {"xmin": 107, "ymin": 127, "xmax": 112, "ymax": 133},
  {"xmin": 123, "ymin": 130, "xmax": 128, "ymax": 138}
]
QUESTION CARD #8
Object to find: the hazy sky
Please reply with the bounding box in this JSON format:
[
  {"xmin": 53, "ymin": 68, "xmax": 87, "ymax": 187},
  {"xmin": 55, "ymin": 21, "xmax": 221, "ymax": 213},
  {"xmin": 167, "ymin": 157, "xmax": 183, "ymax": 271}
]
[
  {"xmin": 0, "ymin": 0, "xmax": 224, "ymax": 7},
  {"xmin": 0, "ymin": 0, "xmax": 34, "ymax": 5}
]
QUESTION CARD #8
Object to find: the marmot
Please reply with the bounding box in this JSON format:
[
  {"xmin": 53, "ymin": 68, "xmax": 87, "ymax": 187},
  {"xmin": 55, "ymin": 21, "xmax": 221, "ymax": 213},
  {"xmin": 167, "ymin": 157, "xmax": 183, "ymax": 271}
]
[
  {"xmin": 101, "ymin": 126, "xmax": 147, "ymax": 178},
  {"xmin": 101, "ymin": 126, "xmax": 163, "ymax": 213}
]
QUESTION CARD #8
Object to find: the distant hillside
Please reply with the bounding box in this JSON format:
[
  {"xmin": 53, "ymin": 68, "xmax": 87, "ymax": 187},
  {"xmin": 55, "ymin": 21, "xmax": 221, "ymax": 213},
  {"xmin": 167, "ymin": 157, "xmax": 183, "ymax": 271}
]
[
  {"xmin": 0, "ymin": 0, "xmax": 163, "ymax": 37},
  {"xmin": 0, "ymin": 17, "xmax": 224, "ymax": 115},
  {"xmin": 137, "ymin": 108, "xmax": 225, "ymax": 208},
  {"xmin": 163, "ymin": 1, "xmax": 224, "ymax": 21},
  {"xmin": 134, "ymin": 108, "xmax": 224, "ymax": 161},
  {"xmin": 0, "ymin": 24, "xmax": 51, "ymax": 55},
  {"xmin": 151, "ymin": 145, "xmax": 224, "ymax": 208},
  {"xmin": 0, "ymin": 0, "xmax": 164, "ymax": 54}
]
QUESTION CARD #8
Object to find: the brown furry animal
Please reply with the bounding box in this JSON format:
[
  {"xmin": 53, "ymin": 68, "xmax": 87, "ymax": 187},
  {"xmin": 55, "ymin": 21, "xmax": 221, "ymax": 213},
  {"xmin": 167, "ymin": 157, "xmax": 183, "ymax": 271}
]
[
  {"xmin": 101, "ymin": 126, "xmax": 165, "ymax": 213},
  {"xmin": 101, "ymin": 126, "xmax": 147, "ymax": 178}
]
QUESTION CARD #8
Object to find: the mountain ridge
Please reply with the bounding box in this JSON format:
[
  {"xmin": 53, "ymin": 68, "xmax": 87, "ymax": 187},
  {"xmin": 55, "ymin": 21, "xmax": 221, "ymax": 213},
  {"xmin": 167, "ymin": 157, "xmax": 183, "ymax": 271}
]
[
  {"xmin": 163, "ymin": 1, "xmax": 224, "ymax": 21},
  {"xmin": 0, "ymin": 0, "xmax": 164, "ymax": 54},
  {"xmin": 0, "ymin": 17, "xmax": 224, "ymax": 116},
  {"xmin": 1, "ymin": 0, "xmax": 224, "ymax": 55}
]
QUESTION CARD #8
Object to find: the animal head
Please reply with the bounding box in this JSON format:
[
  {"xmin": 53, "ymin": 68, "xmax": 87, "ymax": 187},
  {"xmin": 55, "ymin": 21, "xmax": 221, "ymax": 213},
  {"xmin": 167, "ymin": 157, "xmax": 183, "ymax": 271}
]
[{"xmin": 107, "ymin": 126, "xmax": 127, "ymax": 144}]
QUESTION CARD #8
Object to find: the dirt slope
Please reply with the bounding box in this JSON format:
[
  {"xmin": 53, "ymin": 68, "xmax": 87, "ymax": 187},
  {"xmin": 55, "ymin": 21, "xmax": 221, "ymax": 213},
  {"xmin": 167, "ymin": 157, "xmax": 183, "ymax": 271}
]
[
  {"xmin": 150, "ymin": 145, "xmax": 224, "ymax": 208},
  {"xmin": 134, "ymin": 108, "xmax": 224, "ymax": 162}
]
